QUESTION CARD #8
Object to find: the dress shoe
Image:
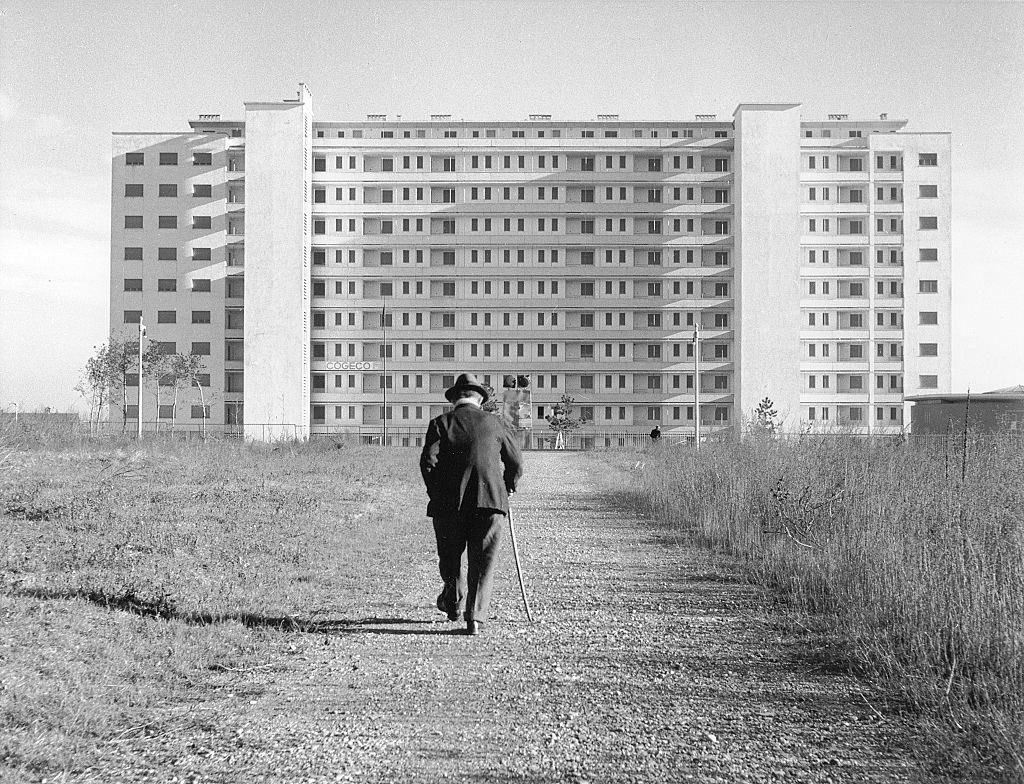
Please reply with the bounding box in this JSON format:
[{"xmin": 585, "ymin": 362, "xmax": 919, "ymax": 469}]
[
  {"xmin": 465, "ymin": 620, "xmax": 483, "ymax": 636},
  {"xmin": 436, "ymin": 592, "xmax": 462, "ymax": 622}
]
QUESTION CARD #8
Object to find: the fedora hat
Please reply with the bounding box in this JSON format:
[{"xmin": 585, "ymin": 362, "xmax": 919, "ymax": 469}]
[{"xmin": 445, "ymin": 373, "xmax": 490, "ymax": 404}]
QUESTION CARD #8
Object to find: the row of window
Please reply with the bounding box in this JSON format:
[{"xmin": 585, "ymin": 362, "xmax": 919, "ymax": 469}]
[
  {"xmin": 123, "ymin": 310, "xmax": 213, "ymax": 324},
  {"xmin": 340, "ymin": 184, "xmax": 729, "ymax": 205},
  {"xmin": 804, "ymin": 407, "xmax": 905, "ymax": 424},
  {"xmin": 314, "ymin": 216, "xmax": 731, "ymax": 236},
  {"xmin": 313, "ymin": 126, "xmax": 722, "ymax": 141},
  {"xmin": 313, "ymin": 278, "xmax": 730, "ymax": 298},
  {"xmin": 806, "ymin": 374, "xmax": 903, "ymax": 391},
  {"xmin": 308, "ymin": 402, "xmax": 729, "ymax": 426},
  {"xmin": 805, "ymin": 311, "xmax": 939, "ymax": 328},
  {"xmin": 804, "ymin": 185, "xmax": 937, "ymax": 203},
  {"xmin": 317, "ymin": 152, "xmax": 730, "ymax": 174},
  {"xmin": 805, "ymin": 280, "xmax": 937, "ymax": 296},
  {"xmin": 124, "ymin": 215, "xmax": 239, "ymax": 232},
  {"xmin": 314, "ymin": 247, "xmax": 727, "ymax": 267},
  {"xmin": 124, "ymin": 152, "xmax": 214, "ymax": 166},
  {"xmin": 805, "ymin": 216, "xmax": 939, "ymax": 234},
  {"xmin": 122, "ymin": 278, "xmax": 244, "ymax": 296},
  {"xmin": 315, "ymin": 338, "xmax": 726, "ymax": 363},
  {"xmin": 805, "ymin": 249, "xmax": 914, "ymax": 265},
  {"xmin": 805, "ymin": 376, "xmax": 937, "ymax": 393},
  {"xmin": 804, "ymin": 341, "xmax": 907, "ymax": 359},
  {"xmin": 803, "ymin": 153, "xmax": 938, "ymax": 172}
]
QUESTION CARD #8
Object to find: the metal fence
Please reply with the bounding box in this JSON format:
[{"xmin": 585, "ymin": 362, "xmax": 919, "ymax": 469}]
[{"xmin": 5, "ymin": 416, "xmax": 1017, "ymax": 451}]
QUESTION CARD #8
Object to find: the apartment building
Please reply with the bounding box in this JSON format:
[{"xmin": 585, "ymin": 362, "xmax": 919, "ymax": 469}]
[{"xmin": 109, "ymin": 84, "xmax": 952, "ymax": 441}]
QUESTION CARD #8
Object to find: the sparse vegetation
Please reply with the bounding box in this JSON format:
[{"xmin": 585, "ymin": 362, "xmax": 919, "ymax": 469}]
[
  {"xmin": 0, "ymin": 427, "xmax": 426, "ymax": 781},
  {"xmin": 632, "ymin": 433, "xmax": 1024, "ymax": 779}
]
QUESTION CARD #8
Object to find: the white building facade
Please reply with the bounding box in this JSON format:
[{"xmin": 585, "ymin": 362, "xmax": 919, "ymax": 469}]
[{"xmin": 108, "ymin": 86, "xmax": 952, "ymax": 442}]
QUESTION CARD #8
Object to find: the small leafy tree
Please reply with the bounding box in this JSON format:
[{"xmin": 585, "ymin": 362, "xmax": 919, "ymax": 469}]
[
  {"xmin": 76, "ymin": 346, "xmax": 113, "ymax": 433},
  {"xmin": 545, "ymin": 395, "xmax": 590, "ymax": 448},
  {"xmin": 79, "ymin": 337, "xmax": 137, "ymax": 432},
  {"xmin": 749, "ymin": 397, "xmax": 780, "ymax": 437}
]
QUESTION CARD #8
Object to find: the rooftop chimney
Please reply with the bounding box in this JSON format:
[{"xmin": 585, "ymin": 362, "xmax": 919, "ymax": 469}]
[
  {"xmin": 596, "ymin": 114, "xmax": 619, "ymax": 121},
  {"xmin": 366, "ymin": 114, "xmax": 387, "ymax": 121},
  {"xmin": 695, "ymin": 114, "xmax": 716, "ymax": 121},
  {"xmin": 828, "ymin": 113, "xmax": 849, "ymax": 120},
  {"xmin": 430, "ymin": 114, "xmax": 452, "ymax": 121}
]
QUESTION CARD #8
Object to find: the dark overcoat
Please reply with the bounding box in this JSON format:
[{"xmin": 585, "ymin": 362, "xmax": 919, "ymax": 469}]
[{"xmin": 420, "ymin": 405, "xmax": 524, "ymax": 517}]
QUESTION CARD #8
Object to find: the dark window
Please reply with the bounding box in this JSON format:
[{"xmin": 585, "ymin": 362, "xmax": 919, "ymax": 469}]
[
  {"xmin": 124, "ymin": 215, "xmax": 143, "ymax": 228},
  {"xmin": 159, "ymin": 152, "xmax": 178, "ymax": 165},
  {"xmin": 158, "ymin": 215, "xmax": 177, "ymax": 229},
  {"xmin": 125, "ymin": 152, "xmax": 144, "ymax": 165},
  {"xmin": 193, "ymin": 152, "xmax": 212, "ymax": 166}
]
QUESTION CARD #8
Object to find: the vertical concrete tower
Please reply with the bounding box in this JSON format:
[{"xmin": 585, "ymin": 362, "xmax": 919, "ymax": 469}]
[
  {"xmin": 243, "ymin": 85, "xmax": 313, "ymax": 439},
  {"xmin": 733, "ymin": 104, "xmax": 803, "ymax": 428}
]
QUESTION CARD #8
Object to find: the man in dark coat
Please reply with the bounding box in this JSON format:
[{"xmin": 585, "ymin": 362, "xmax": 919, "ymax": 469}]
[{"xmin": 420, "ymin": 373, "xmax": 524, "ymax": 635}]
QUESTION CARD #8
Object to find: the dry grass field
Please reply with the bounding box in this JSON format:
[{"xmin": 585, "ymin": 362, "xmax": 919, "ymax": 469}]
[
  {"xmin": 0, "ymin": 428, "xmax": 428, "ymax": 780},
  {"xmin": 1, "ymin": 421, "xmax": 1021, "ymax": 782},
  {"xmin": 632, "ymin": 433, "xmax": 1024, "ymax": 778}
]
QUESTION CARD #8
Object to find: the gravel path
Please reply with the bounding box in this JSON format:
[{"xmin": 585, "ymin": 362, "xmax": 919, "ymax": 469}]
[{"xmin": 105, "ymin": 451, "xmax": 931, "ymax": 783}]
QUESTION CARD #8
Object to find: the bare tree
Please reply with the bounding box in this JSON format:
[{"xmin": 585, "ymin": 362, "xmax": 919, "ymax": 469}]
[
  {"xmin": 170, "ymin": 352, "xmax": 209, "ymax": 436},
  {"xmin": 141, "ymin": 342, "xmax": 171, "ymax": 431}
]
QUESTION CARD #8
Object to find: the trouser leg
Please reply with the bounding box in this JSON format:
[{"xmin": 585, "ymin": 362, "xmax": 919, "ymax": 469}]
[
  {"xmin": 465, "ymin": 511, "xmax": 505, "ymax": 622},
  {"xmin": 432, "ymin": 516, "xmax": 467, "ymax": 613}
]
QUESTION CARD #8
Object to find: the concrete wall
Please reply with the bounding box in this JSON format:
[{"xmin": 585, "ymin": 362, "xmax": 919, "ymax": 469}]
[
  {"xmin": 734, "ymin": 105, "xmax": 803, "ymax": 430},
  {"xmin": 109, "ymin": 132, "xmax": 229, "ymax": 425},
  {"xmin": 243, "ymin": 86, "xmax": 312, "ymax": 440},
  {"xmin": 875, "ymin": 133, "xmax": 953, "ymax": 422}
]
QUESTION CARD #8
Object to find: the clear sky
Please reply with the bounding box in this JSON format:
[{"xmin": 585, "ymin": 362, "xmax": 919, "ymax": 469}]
[{"xmin": 1, "ymin": 0, "xmax": 1022, "ymax": 411}]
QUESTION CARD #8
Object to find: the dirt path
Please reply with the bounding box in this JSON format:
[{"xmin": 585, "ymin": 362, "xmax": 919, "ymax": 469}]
[{"xmin": 108, "ymin": 451, "xmax": 931, "ymax": 783}]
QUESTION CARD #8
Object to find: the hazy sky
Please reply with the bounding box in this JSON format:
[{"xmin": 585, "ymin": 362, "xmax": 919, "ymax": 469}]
[{"xmin": 2, "ymin": 0, "xmax": 1022, "ymax": 411}]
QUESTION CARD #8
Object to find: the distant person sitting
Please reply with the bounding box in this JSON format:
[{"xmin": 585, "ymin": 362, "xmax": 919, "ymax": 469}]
[
  {"xmin": 420, "ymin": 373, "xmax": 524, "ymax": 636},
  {"xmin": 650, "ymin": 426, "xmax": 662, "ymax": 441}
]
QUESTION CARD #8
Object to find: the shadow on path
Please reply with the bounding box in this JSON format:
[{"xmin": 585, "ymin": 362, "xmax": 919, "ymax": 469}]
[{"xmin": 14, "ymin": 585, "xmax": 451, "ymax": 634}]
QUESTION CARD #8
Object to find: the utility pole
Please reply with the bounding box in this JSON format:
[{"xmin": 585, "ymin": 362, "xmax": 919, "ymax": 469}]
[
  {"xmin": 137, "ymin": 320, "xmax": 146, "ymax": 440},
  {"xmin": 693, "ymin": 321, "xmax": 700, "ymax": 449},
  {"xmin": 381, "ymin": 300, "xmax": 387, "ymax": 446}
]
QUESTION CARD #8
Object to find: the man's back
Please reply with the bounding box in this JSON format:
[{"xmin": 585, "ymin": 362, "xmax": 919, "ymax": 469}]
[{"xmin": 420, "ymin": 405, "xmax": 523, "ymax": 517}]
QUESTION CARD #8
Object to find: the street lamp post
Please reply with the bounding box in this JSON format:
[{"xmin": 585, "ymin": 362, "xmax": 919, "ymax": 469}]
[
  {"xmin": 137, "ymin": 321, "xmax": 146, "ymax": 440},
  {"xmin": 693, "ymin": 322, "xmax": 700, "ymax": 450}
]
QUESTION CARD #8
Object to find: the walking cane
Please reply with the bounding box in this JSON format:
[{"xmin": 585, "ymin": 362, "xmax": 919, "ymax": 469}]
[{"xmin": 507, "ymin": 503, "xmax": 534, "ymax": 622}]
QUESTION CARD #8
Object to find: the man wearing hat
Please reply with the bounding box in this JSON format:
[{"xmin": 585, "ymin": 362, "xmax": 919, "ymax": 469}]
[{"xmin": 420, "ymin": 373, "xmax": 524, "ymax": 635}]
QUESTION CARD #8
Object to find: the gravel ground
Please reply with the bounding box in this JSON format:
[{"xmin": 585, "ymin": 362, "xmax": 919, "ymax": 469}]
[{"xmin": 82, "ymin": 451, "xmax": 940, "ymax": 783}]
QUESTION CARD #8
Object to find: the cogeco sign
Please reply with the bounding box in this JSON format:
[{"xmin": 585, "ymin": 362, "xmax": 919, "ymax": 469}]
[{"xmin": 322, "ymin": 361, "xmax": 378, "ymax": 371}]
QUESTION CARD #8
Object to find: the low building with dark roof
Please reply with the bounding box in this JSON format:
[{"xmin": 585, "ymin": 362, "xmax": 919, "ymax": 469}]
[{"xmin": 907, "ymin": 386, "xmax": 1024, "ymax": 434}]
